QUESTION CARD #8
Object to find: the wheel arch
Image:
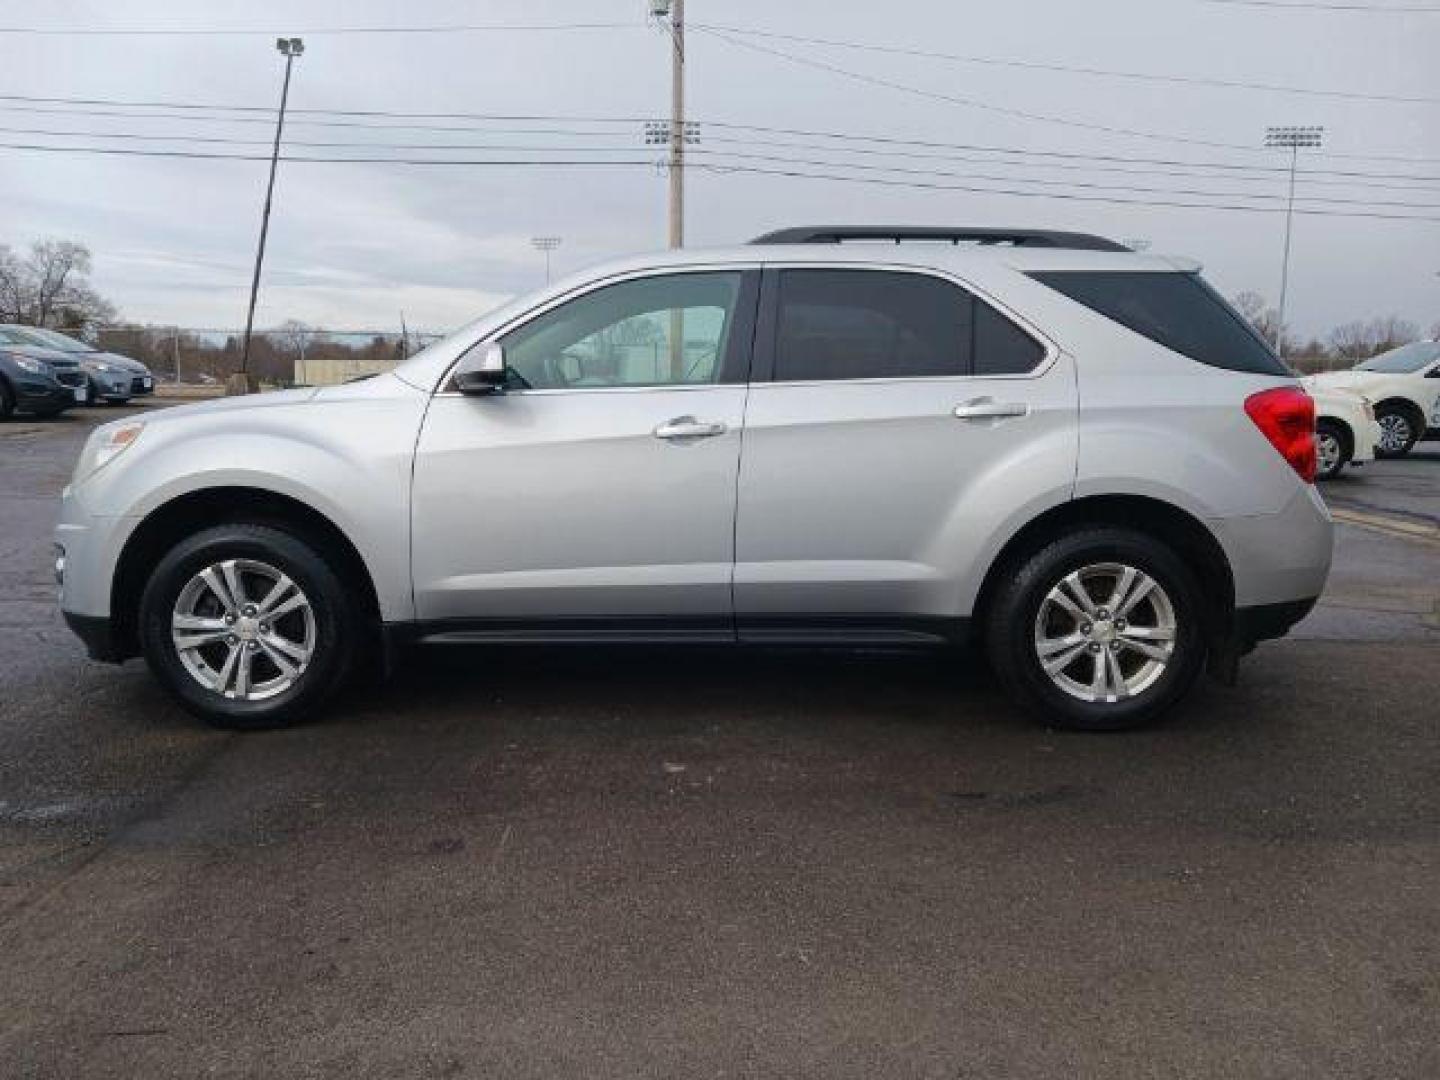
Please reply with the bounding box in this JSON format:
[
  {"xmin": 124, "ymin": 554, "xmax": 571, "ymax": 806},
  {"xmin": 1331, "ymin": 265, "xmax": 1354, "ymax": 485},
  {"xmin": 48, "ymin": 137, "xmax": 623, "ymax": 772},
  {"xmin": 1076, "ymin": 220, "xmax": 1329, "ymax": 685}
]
[
  {"xmin": 1374, "ymin": 395, "xmax": 1426, "ymax": 429},
  {"xmin": 110, "ymin": 486, "xmax": 382, "ymax": 658},
  {"xmin": 972, "ymin": 493, "xmax": 1235, "ymax": 642},
  {"xmin": 1315, "ymin": 414, "xmax": 1353, "ymax": 457}
]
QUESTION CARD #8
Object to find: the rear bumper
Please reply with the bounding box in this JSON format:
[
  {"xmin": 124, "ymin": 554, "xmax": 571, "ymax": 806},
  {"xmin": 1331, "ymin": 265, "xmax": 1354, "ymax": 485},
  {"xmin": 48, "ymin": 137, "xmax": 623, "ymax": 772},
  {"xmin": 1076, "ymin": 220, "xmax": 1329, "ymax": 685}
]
[
  {"xmin": 1210, "ymin": 484, "xmax": 1333, "ymax": 609},
  {"xmin": 63, "ymin": 610, "xmax": 129, "ymax": 663},
  {"xmin": 1235, "ymin": 597, "xmax": 1317, "ymax": 649}
]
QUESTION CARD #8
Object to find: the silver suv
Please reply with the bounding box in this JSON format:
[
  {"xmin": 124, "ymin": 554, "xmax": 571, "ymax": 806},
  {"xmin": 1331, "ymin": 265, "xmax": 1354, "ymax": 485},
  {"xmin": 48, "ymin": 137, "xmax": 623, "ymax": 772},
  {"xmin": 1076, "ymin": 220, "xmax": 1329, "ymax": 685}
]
[{"xmin": 56, "ymin": 227, "xmax": 1332, "ymax": 731}]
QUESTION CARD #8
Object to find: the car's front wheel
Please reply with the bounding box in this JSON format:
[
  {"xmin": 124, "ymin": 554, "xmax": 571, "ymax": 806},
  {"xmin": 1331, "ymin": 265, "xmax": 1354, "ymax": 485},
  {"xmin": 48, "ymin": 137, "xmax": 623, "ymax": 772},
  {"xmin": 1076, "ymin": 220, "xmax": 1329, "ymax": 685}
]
[
  {"xmin": 984, "ymin": 527, "xmax": 1207, "ymax": 731},
  {"xmin": 138, "ymin": 523, "xmax": 359, "ymax": 728},
  {"xmin": 1375, "ymin": 404, "xmax": 1419, "ymax": 458},
  {"xmin": 1314, "ymin": 419, "xmax": 1350, "ymax": 480}
]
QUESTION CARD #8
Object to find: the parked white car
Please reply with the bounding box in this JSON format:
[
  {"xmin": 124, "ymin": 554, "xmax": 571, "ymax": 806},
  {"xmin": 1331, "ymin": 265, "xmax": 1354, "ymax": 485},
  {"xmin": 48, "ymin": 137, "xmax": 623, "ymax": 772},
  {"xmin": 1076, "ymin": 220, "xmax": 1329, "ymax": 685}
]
[
  {"xmin": 1309, "ymin": 341, "xmax": 1440, "ymax": 457},
  {"xmin": 1302, "ymin": 380, "xmax": 1381, "ymax": 480}
]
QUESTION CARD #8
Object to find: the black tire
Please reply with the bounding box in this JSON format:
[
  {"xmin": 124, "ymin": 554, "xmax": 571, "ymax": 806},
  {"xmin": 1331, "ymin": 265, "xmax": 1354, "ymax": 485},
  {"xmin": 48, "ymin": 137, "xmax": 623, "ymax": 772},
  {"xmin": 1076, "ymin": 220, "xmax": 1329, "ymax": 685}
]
[
  {"xmin": 85, "ymin": 379, "xmax": 98, "ymax": 406},
  {"xmin": 984, "ymin": 527, "xmax": 1208, "ymax": 732},
  {"xmin": 1374, "ymin": 403, "xmax": 1420, "ymax": 458},
  {"xmin": 0, "ymin": 378, "xmax": 13, "ymax": 419},
  {"xmin": 1314, "ymin": 419, "xmax": 1351, "ymax": 481},
  {"xmin": 138, "ymin": 523, "xmax": 360, "ymax": 729}
]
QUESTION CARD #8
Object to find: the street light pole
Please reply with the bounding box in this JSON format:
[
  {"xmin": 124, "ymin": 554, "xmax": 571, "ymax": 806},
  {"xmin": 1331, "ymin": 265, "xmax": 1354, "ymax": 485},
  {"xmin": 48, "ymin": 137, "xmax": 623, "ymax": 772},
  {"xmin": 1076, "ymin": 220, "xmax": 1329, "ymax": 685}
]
[
  {"xmin": 234, "ymin": 36, "xmax": 304, "ymax": 395},
  {"xmin": 531, "ymin": 236, "xmax": 562, "ymax": 284},
  {"xmin": 1264, "ymin": 125, "xmax": 1323, "ymax": 359}
]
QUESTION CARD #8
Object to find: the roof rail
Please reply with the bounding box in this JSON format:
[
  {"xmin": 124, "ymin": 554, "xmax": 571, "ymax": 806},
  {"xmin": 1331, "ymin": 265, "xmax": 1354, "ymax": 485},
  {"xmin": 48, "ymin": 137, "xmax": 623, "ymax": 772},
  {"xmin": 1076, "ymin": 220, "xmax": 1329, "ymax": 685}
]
[{"xmin": 749, "ymin": 226, "xmax": 1129, "ymax": 252}]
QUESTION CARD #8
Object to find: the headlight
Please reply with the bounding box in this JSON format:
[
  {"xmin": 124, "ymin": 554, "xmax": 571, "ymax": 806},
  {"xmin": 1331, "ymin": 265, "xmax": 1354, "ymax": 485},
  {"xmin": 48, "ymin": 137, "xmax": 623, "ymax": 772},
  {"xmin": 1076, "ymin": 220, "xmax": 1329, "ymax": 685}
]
[
  {"xmin": 15, "ymin": 356, "xmax": 50, "ymax": 375},
  {"xmin": 72, "ymin": 421, "xmax": 144, "ymax": 485},
  {"xmin": 90, "ymin": 362, "xmax": 116, "ymax": 373}
]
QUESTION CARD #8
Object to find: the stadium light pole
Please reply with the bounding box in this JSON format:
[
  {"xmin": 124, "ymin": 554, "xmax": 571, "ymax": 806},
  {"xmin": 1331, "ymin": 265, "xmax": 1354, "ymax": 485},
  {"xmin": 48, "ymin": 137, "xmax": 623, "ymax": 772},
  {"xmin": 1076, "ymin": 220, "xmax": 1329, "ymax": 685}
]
[
  {"xmin": 531, "ymin": 236, "xmax": 562, "ymax": 284},
  {"xmin": 1264, "ymin": 125, "xmax": 1323, "ymax": 359},
  {"xmin": 234, "ymin": 36, "xmax": 304, "ymax": 395}
]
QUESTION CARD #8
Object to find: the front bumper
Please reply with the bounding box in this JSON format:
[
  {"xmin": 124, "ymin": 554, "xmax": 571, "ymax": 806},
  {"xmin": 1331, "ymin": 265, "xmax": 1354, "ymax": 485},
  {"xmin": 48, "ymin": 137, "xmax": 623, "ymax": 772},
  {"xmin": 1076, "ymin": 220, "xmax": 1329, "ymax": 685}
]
[
  {"xmin": 55, "ymin": 485, "xmax": 142, "ymax": 661},
  {"xmin": 90, "ymin": 371, "xmax": 135, "ymax": 400},
  {"xmin": 13, "ymin": 377, "xmax": 75, "ymax": 413}
]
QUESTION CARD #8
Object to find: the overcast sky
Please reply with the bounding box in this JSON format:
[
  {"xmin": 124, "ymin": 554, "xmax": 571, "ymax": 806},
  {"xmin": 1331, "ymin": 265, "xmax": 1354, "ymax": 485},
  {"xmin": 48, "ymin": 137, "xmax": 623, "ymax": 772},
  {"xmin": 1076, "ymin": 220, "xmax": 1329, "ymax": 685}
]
[{"xmin": 3, "ymin": 0, "xmax": 1437, "ymax": 338}]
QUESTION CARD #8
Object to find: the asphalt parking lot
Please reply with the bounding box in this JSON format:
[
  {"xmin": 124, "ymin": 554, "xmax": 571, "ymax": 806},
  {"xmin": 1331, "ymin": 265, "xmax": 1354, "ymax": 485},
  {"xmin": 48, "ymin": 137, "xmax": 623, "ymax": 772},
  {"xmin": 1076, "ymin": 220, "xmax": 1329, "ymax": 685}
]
[{"xmin": 1, "ymin": 403, "xmax": 1437, "ymax": 1078}]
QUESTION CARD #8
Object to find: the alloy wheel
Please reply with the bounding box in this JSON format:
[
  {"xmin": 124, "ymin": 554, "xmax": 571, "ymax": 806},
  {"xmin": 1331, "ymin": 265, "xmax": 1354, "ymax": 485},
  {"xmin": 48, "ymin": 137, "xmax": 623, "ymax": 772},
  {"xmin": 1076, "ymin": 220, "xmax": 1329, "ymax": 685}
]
[
  {"xmin": 171, "ymin": 558, "xmax": 315, "ymax": 701},
  {"xmin": 1377, "ymin": 413, "xmax": 1411, "ymax": 454},
  {"xmin": 1315, "ymin": 431, "xmax": 1342, "ymax": 476},
  {"xmin": 1033, "ymin": 562, "xmax": 1178, "ymax": 703}
]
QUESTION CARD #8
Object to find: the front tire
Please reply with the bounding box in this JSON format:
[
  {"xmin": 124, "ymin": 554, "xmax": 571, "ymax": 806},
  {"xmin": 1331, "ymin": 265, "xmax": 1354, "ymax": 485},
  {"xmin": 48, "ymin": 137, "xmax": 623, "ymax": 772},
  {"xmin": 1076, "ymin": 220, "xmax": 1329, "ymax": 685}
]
[
  {"xmin": 1375, "ymin": 404, "xmax": 1419, "ymax": 458},
  {"xmin": 984, "ymin": 527, "xmax": 1208, "ymax": 731},
  {"xmin": 1314, "ymin": 419, "xmax": 1351, "ymax": 480},
  {"xmin": 138, "ymin": 523, "xmax": 359, "ymax": 729}
]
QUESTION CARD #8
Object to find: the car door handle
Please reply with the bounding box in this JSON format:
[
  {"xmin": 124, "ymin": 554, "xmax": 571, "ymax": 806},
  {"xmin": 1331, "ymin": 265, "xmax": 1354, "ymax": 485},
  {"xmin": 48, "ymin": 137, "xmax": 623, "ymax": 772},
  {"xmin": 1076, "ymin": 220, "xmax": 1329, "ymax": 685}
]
[
  {"xmin": 953, "ymin": 398, "xmax": 1030, "ymax": 420},
  {"xmin": 653, "ymin": 416, "xmax": 728, "ymax": 440}
]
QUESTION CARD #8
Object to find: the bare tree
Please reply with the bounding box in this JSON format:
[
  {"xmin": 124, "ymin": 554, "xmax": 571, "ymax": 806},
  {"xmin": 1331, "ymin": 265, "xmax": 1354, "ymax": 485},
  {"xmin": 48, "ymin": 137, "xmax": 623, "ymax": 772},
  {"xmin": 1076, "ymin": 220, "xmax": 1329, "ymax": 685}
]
[
  {"xmin": 0, "ymin": 245, "xmax": 22, "ymax": 321},
  {"xmin": 1328, "ymin": 316, "xmax": 1420, "ymax": 362},
  {"xmin": 0, "ymin": 239, "xmax": 118, "ymax": 328},
  {"xmin": 1231, "ymin": 291, "xmax": 1288, "ymax": 351}
]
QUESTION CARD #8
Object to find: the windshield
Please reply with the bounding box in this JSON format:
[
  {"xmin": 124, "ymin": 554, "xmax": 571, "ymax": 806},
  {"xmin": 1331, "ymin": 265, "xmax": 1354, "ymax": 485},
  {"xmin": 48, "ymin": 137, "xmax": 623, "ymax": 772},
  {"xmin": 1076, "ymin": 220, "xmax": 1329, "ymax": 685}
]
[
  {"xmin": 15, "ymin": 327, "xmax": 95, "ymax": 353},
  {"xmin": 0, "ymin": 327, "xmax": 45, "ymax": 347},
  {"xmin": 1357, "ymin": 341, "xmax": 1440, "ymax": 374}
]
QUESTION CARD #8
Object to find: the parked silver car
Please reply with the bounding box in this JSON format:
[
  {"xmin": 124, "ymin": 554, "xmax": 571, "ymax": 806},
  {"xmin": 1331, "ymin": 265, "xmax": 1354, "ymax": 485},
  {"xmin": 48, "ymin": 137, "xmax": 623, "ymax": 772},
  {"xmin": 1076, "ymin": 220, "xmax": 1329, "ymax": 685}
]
[{"xmin": 56, "ymin": 227, "xmax": 1332, "ymax": 731}]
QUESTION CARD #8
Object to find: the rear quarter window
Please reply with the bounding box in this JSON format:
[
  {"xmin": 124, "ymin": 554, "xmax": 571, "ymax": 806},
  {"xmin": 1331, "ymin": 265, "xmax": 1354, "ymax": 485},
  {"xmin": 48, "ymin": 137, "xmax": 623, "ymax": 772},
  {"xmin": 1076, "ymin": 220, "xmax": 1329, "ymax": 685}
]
[{"xmin": 1029, "ymin": 270, "xmax": 1289, "ymax": 376}]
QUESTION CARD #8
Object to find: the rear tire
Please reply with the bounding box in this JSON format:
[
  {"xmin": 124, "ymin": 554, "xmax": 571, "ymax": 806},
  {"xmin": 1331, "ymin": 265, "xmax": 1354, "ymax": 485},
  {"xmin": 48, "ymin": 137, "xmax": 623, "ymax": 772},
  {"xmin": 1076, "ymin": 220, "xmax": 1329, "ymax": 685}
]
[
  {"xmin": 1375, "ymin": 404, "xmax": 1419, "ymax": 458},
  {"xmin": 138, "ymin": 523, "xmax": 360, "ymax": 729},
  {"xmin": 1314, "ymin": 419, "xmax": 1351, "ymax": 480},
  {"xmin": 984, "ymin": 527, "xmax": 1208, "ymax": 731}
]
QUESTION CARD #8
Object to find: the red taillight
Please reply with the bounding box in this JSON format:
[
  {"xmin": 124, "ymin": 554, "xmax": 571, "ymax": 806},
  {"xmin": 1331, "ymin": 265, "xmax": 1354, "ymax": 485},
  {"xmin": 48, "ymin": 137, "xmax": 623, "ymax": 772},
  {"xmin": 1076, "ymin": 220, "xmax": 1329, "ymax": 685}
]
[{"xmin": 1245, "ymin": 387, "xmax": 1317, "ymax": 483}]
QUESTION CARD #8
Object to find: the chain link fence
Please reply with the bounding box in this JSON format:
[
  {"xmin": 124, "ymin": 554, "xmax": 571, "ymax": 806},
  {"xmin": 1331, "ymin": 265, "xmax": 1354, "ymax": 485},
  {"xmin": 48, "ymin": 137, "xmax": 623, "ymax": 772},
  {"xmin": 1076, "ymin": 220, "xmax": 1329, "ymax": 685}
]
[{"xmin": 60, "ymin": 326, "xmax": 449, "ymax": 388}]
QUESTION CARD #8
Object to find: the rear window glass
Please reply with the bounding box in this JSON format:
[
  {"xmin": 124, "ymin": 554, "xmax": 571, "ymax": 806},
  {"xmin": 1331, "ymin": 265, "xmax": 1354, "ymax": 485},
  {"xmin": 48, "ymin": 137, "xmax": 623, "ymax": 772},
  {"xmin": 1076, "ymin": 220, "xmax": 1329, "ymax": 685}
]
[
  {"xmin": 1029, "ymin": 270, "xmax": 1288, "ymax": 376},
  {"xmin": 974, "ymin": 299, "xmax": 1046, "ymax": 375}
]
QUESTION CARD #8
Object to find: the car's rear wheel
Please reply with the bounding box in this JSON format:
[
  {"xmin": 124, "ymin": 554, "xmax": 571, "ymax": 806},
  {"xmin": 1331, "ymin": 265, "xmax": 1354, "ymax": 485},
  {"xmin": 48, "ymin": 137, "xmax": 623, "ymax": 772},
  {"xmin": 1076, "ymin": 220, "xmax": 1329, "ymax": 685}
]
[
  {"xmin": 139, "ymin": 523, "xmax": 359, "ymax": 729},
  {"xmin": 1375, "ymin": 404, "xmax": 1419, "ymax": 458},
  {"xmin": 1314, "ymin": 419, "xmax": 1350, "ymax": 480},
  {"xmin": 985, "ymin": 527, "xmax": 1207, "ymax": 731}
]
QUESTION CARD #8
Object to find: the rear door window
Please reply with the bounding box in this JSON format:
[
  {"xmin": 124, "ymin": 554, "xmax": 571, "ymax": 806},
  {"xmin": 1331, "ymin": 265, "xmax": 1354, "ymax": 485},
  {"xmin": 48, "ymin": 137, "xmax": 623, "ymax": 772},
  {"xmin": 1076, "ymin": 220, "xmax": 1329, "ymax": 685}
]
[
  {"xmin": 768, "ymin": 269, "xmax": 1046, "ymax": 382},
  {"xmin": 773, "ymin": 269, "xmax": 971, "ymax": 381},
  {"xmin": 1030, "ymin": 270, "xmax": 1288, "ymax": 376}
]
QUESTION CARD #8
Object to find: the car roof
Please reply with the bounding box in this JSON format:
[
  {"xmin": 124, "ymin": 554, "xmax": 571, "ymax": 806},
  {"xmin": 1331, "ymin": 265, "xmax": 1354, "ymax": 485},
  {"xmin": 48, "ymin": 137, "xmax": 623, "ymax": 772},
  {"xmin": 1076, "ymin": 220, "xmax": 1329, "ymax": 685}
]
[{"xmin": 544, "ymin": 243, "xmax": 1199, "ymax": 279}]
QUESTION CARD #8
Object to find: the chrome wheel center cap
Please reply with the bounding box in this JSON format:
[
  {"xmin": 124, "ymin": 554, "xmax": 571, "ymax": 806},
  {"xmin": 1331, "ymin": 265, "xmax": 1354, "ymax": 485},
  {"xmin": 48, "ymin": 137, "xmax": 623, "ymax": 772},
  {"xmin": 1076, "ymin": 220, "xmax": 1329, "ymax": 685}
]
[
  {"xmin": 236, "ymin": 616, "xmax": 260, "ymax": 640},
  {"xmin": 1089, "ymin": 619, "xmax": 1117, "ymax": 644}
]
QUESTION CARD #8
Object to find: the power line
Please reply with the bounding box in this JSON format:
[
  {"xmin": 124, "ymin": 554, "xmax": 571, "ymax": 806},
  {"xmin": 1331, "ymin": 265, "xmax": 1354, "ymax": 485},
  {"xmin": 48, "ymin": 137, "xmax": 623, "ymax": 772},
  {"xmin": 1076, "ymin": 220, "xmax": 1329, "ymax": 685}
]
[
  {"xmin": 4, "ymin": 139, "xmax": 1439, "ymax": 221},
  {"xmin": 1, "ymin": 13, "xmax": 1423, "ymax": 107},
  {"xmin": 9, "ymin": 118, "xmax": 1437, "ymax": 191},
  {"xmin": 0, "ymin": 21, "xmax": 636, "ymax": 36},
  {"xmin": 694, "ymin": 26, "xmax": 1440, "ymax": 165},
  {"xmin": 691, "ymin": 161, "xmax": 1440, "ymax": 222},
  {"xmin": 7, "ymin": 91, "xmax": 1439, "ymax": 174},
  {"xmin": 1197, "ymin": 0, "xmax": 1440, "ymax": 11},
  {"xmin": 689, "ymin": 22, "xmax": 1438, "ymax": 105},
  {"xmin": 7, "ymin": 123, "xmax": 1437, "ymax": 202}
]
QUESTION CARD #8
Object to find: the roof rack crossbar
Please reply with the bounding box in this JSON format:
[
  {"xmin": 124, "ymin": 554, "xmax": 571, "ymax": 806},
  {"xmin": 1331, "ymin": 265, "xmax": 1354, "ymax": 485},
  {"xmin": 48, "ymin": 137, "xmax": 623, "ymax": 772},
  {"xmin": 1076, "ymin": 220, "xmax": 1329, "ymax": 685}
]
[{"xmin": 749, "ymin": 226, "xmax": 1129, "ymax": 252}]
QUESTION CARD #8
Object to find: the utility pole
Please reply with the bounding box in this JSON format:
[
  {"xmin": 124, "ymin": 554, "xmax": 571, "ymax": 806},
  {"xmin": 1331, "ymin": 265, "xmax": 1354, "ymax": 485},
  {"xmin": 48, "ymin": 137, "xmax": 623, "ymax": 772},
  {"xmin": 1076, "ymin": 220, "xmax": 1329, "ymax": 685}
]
[
  {"xmin": 233, "ymin": 36, "xmax": 304, "ymax": 395},
  {"xmin": 1264, "ymin": 125, "xmax": 1323, "ymax": 360},
  {"xmin": 531, "ymin": 236, "xmax": 562, "ymax": 284}
]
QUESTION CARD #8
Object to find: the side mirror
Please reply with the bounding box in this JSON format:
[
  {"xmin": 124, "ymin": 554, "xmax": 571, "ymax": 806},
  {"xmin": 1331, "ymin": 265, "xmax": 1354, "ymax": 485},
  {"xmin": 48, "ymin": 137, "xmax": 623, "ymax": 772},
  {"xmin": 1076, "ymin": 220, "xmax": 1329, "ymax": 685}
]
[{"xmin": 454, "ymin": 342, "xmax": 507, "ymax": 395}]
